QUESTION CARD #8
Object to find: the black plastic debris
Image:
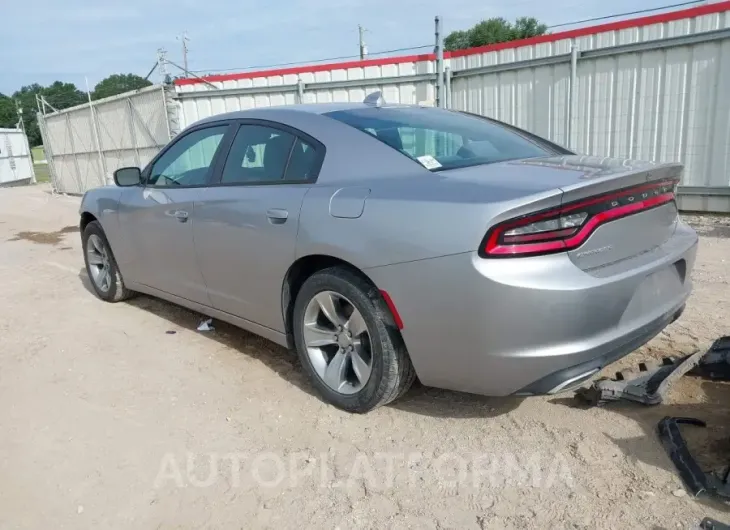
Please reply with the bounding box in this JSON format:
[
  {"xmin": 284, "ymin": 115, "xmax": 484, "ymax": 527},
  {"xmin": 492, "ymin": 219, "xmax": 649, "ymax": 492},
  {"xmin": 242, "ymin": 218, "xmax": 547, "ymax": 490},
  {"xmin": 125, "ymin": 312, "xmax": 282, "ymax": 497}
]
[
  {"xmin": 657, "ymin": 416, "xmax": 730, "ymax": 501},
  {"xmin": 700, "ymin": 518, "xmax": 730, "ymax": 530},
  {"xmin": 690, "ymin": 336, "xmax": 730, "ymax": 381},
  {"xmin": 575, "ymin": 336, "xmax": 730, "ymax": 407},
  {"xmin": 575, "ymin": 348, "xmax": 706, "ymax": 406}
]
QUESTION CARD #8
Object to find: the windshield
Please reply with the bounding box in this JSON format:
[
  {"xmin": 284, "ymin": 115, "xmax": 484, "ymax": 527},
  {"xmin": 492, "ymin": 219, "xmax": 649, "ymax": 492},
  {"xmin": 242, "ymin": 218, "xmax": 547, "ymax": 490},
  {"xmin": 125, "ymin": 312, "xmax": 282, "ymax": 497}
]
[{"xmin": 325, "ymin": 107, "xmax": 554, "ymax": 171}]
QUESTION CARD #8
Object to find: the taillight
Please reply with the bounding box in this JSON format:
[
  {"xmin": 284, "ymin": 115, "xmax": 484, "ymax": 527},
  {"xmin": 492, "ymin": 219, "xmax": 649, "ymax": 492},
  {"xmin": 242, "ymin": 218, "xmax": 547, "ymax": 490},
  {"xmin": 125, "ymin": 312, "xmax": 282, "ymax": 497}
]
[{"xmin": 481, "ymin": 179, "xmax": 678, "ymax": 258}]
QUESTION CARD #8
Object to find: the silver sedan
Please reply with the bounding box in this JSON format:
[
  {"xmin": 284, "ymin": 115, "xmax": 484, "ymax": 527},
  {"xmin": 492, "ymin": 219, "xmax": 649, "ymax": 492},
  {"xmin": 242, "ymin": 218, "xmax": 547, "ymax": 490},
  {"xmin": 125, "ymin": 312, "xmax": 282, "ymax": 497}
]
[{"xmin": 79, "ymin": 97, "xmax": 697, "ymax": 412}]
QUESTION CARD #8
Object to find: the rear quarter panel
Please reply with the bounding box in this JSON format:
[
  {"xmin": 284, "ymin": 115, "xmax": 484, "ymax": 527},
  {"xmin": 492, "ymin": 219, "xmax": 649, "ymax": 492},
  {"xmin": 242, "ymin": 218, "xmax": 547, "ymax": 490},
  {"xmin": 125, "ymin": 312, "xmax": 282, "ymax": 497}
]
[{"xmin": 296, "ymin": 177, "xmax": 564, "ymax": 269}]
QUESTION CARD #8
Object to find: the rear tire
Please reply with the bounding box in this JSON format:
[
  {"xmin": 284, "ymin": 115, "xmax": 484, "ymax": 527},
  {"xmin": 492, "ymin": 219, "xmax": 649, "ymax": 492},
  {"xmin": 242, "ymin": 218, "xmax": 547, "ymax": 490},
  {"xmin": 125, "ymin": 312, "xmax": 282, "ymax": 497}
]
[
  {"xmin": 292, "ymin": 266, "xmax": 416, "ymax": 413},
  {"xmin": 82, "ymin": 221, "xmax": 133, "ymax": 303}
]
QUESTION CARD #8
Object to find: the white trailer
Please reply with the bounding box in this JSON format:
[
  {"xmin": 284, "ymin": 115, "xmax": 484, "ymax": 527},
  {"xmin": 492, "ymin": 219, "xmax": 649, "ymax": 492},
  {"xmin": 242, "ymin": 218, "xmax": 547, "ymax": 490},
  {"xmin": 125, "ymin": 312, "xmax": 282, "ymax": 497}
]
[{"xmin": 0, "ymin": 128, "xmax": 35, "ymax": 186}]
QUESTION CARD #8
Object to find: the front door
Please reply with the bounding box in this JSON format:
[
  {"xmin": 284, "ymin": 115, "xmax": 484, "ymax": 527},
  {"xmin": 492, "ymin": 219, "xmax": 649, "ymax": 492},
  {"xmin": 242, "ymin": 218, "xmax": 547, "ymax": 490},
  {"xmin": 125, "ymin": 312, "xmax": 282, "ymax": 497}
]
[
  {"xmin": 194, "ymin": 121, "xmax": 324, "ymax": 331},
  {"xmin": 117, "ymin": 123, "xmax": 230, "ymax": 304}
]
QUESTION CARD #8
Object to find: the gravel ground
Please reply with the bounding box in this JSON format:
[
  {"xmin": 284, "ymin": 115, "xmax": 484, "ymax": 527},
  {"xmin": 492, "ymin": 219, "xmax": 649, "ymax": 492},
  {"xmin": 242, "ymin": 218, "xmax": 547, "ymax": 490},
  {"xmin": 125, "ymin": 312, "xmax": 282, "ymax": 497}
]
[{"xmin": 0, "ymin": 185, "xmax": 729, "ymax": 529}]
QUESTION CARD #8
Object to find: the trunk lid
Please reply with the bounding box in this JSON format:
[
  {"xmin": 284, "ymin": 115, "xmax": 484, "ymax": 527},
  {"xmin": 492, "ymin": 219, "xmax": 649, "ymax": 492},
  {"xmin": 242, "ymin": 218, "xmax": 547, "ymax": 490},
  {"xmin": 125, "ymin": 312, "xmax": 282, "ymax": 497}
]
[
  {"xmin": 510, "ymin": 155, "xmax": 681, "ymax": 270},
  {"xmin": 446, "ymin": 155, "xmax": 682, "ymax": 269}
]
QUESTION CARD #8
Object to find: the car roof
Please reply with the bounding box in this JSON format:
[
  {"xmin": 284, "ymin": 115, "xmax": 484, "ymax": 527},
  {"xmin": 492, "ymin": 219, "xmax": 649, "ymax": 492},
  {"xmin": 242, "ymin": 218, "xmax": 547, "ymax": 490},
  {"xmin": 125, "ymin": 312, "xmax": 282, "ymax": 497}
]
[{"xmin": 195, "ymin": 102, "xmax": 415, "ymax": 125}]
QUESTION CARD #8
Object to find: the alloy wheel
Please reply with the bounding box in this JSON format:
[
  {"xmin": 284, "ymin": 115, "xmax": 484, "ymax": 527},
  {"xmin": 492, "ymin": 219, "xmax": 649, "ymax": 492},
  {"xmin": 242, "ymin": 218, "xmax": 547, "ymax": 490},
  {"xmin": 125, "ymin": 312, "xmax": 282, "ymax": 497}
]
[
  {"xmin": 86, "ymin": 234, "xmax": 112, "ymax": 293},
  {"xmin": 302, "ymin": 290, "xmax": 373, "ymax": 394}
]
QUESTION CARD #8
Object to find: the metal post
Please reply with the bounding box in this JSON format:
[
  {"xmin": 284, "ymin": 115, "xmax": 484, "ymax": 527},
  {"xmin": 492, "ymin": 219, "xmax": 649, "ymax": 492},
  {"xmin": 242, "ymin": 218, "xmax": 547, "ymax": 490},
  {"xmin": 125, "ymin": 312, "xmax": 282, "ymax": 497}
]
[
  {"xmin": 14, "ymin": 100, "xmax": 25, "ymax": 135},
  {"xmin": 13, "ymin": 102, "xmax": 35, "ymax": 184},
  {"xmin": 16, "ymin": 105, "xmax": 36, "ymax": 184},
  {"xmin": 157, "ymin": 48, "xmax": 170, "ymax": 83},
  {"xmin": 297, "ymin": 78, "xmax": 305, "ymax": 104},
  {"xmin": 127, "ymin": 98, "xmax": 142, "ymax": 167},
  {"xmin": 358, "ymin": 25, "xmax": 367, "ymax": 60},
  {"xmin": 435, "ymin": 16, "xmax": 445, "ymax": 108},
  {"xmin": 178, "ymin": 32, "xmax": 190, "ymax": 77},
  {"xmin": 444, "ymin": 66, "xmax": 452, "ymax": 110},
  {"xmin": 86, "ymin": 78, "xmax": 107, "ymax": 186},
  {"xmin": 567, "ymin": 42, "xmax": 579, "ymax": 149},
  {"xmin": 65, "ymin": 113, "xmax": 84, "ymax": 193},
  {"xmin": 36, "ymin": 96, "xmax": 61, "ymax": 193},
  {"xmin": 36, "ymin": 113, "xmax": 55, "ymax": 190},
  {"xmin": 162, "ymin": 84, "xmax": 180, "ymax": 140}
]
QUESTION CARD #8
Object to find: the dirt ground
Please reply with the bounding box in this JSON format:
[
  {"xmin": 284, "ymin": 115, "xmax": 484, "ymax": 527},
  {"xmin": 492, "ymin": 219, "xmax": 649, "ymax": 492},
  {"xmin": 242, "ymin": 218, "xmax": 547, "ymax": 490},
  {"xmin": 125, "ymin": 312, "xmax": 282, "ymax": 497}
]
[{"xmin": 1, "ymin": 184, "xmax": 729, "ymax": 529}]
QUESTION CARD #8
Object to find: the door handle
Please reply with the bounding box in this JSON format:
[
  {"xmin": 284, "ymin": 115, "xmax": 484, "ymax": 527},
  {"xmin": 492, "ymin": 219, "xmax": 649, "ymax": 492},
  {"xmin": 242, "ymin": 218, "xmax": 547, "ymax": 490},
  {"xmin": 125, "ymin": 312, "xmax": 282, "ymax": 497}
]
[
  {"xmin": 266, "ymin": 208, "xmax": 289, "ymax": 224},
  {"xmin": 174, "ymin": 210, "xmax": 189, "ymax": 222}
]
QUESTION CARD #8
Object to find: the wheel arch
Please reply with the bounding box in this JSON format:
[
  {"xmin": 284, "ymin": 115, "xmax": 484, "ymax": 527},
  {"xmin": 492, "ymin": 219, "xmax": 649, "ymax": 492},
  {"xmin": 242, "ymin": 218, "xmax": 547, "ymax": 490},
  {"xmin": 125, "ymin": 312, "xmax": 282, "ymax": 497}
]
[
  {"xmin": 80, "ymin": 211, "xmax": 98, "ymax": 233},
  {"xmin": 281, "ymin": 254, "xmax": 400, "ymax": 350}
]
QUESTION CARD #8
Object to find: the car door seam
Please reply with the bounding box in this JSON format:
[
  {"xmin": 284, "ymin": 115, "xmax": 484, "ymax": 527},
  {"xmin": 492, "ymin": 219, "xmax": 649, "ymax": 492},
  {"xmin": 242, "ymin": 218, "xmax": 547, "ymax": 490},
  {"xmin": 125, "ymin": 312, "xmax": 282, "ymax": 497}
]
[{"xmin": 190, "ymin": 197, "xmax": 217, "ymax": 309}]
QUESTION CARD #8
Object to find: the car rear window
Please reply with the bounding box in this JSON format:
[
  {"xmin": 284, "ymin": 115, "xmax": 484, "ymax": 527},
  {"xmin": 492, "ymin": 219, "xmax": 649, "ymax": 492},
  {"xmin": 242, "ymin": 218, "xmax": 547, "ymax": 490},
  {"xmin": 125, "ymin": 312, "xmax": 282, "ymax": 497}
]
[{"xmin": 325, "ymin": 107, "xmax": 552, "ymax": 171}]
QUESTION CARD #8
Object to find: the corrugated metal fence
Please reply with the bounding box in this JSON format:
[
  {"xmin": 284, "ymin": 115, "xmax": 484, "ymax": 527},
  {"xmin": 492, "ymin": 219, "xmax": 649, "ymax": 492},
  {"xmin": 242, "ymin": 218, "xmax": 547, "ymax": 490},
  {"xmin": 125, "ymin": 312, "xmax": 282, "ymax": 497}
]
[
  {"xmin": 38, "ymin": 85, "xmax": 174, "ymax": 194},
  {"xmin": 446, "ymin": 8, "xmax": 730, "ymax": 212},
  {"xmin": 40, "ymin": 1, "xmax": 730, "ymax": 211}
]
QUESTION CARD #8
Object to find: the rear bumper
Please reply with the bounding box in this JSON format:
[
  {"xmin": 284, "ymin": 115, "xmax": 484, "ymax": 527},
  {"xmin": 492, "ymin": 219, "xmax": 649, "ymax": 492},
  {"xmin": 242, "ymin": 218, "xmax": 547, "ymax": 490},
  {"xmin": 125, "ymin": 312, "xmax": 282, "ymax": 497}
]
[
  {"xmin": 516, "ymin": 302, "xmax": 685, "ymax": 395},
  {"xmin": 365, "ymin": 221, "xmax": 698, "ymax": 397}
]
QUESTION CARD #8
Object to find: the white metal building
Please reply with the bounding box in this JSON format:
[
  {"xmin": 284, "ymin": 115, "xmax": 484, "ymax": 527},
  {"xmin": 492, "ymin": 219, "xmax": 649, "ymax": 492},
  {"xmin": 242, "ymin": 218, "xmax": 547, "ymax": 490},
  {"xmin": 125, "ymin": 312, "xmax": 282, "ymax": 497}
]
[{"xmin": 0, "ymin": 128, "xmax": 35, "ymax": 187}]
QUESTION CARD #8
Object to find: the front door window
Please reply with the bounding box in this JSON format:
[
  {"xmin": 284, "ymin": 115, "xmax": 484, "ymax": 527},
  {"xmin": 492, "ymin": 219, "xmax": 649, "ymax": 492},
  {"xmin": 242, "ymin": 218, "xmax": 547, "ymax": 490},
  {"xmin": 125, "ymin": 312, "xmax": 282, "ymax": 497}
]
[{"xmin": 148, "ymin": 126, "xmax": 228, "ymax": 187}]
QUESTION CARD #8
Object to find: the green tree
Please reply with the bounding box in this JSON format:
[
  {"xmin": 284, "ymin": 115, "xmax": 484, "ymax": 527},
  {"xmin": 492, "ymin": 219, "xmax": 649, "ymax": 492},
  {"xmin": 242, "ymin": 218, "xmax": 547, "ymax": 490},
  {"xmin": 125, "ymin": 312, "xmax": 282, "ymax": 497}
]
[
  {"xmin": 444, "ymin": 17, "xmax": 548, "ymax": 52},
  {"xmin": 12, "ymin": 85, "xmax": 44, "ymax": 146},
  {"xmin": 42, "ymin": 81, "xmax": 87, "ymax": 109},
  {"xmin": 11, "ymin": 82, "xmax": 86, "ymax": 146},
  {"xmin": 443, "ymin": 30, "xmax": 471, "ymax": 52},
  {"xmin": 512, "ymin": 17, "xmax": 549, "ymax": 40},
  {"xmin": 0, "ymin": 93, "xmax": 18, "ymax": 129},
  {"xmin": 92, "ymin": 73, "xmax": 152, "ymax": 100}
]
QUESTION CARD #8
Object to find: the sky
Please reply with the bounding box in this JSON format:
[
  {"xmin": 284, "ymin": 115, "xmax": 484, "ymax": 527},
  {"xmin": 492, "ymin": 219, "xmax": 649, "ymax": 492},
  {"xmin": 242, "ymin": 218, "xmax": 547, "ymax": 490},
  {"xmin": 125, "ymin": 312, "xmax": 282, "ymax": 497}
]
[{"xmin": 0, "ymin": 0, "xmax": 700, "ymax": 94}]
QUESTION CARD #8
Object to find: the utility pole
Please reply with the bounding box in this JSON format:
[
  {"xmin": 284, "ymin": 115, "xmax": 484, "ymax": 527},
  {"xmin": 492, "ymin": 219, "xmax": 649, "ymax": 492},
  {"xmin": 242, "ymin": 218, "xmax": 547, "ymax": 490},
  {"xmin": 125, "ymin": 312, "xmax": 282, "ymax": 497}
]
[
  {"xmin": 358, "ymin": 24, "xmax": 368, "ymax": 60},
  {"xmin": 157, "ymin": 48, "xmax": 170, "ymax": 84},
  {"xmin": 14, "ymin": 100, "xmax": 25, "ymax": 134},
  {"xmin": 177, "ymin": 32, "xmax": 190, "ymax": 76},
  {"xmin": 434, "ymin": 16, "xmax": 444, "ymax": 108}
]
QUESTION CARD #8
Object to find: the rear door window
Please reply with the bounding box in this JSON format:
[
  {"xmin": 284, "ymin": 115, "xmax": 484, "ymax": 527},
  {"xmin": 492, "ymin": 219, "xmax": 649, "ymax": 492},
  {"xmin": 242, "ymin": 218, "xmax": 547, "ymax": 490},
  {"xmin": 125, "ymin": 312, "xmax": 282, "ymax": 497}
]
[
  {"xmin": 219, "ymin": 124, "xmax": 322, "ymax": 184},
  {"xmin": 220, "ymin": 125, "xmax": 295, "ymax": 184}
]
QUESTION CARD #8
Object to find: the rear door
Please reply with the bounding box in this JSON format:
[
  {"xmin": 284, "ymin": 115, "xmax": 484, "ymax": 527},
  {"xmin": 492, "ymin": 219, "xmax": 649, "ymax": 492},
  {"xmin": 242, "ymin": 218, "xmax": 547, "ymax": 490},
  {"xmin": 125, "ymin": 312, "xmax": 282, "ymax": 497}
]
[
  {"xmin": 117, "ymin": 123, "xmax": 232, "ymax": 303},
  {"xmin": 194, "ymin": 120, "xmax": 324, "ymax": 331}
]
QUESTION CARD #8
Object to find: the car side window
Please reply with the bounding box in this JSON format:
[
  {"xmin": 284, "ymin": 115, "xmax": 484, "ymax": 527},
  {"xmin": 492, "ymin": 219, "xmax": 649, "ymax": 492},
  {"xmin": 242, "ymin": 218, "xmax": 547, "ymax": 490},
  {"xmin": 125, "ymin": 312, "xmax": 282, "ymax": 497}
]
[
  {"xmin": 284, "ymin": 138, "xmax": 319, "ymax": 181},
  {"xmin": 221, "ymin": 125, "xmax": 296, "ymax": 184},
  {"xmin": 147, "ymin": 126, "xmax": 227, "ymax": 187}
]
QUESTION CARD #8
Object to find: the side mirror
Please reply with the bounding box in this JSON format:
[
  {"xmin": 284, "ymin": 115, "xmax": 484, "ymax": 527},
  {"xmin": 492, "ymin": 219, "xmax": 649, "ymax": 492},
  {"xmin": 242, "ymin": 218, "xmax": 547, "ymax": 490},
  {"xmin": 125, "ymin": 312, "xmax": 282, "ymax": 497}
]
[{"xmin": 114, "ymin": 167, "xmax": 142, "ymax": 187}]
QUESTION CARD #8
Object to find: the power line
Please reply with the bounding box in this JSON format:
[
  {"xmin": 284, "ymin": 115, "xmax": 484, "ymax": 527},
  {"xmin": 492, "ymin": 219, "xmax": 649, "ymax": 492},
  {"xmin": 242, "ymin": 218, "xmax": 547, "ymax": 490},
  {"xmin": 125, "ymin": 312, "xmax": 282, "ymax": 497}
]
[
  {"xmin": 166, "ymin": 58, "xmax": 220, "ymax": 89},
  {"xmin": 187, "ymin": 1, "xmax": 707, "ymax": 77},
  {"xmin": 189, "ymin": 45, "xmax": 432, "ymax": 75},
  {"xmin": 547, "ymin": 0, "xmax": 706, "ymax": 29}
]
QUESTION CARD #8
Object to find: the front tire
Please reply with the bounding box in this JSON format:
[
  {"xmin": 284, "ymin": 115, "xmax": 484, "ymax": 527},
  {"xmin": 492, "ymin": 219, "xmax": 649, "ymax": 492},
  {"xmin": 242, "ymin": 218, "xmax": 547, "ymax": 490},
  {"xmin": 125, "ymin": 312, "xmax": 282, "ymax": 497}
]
[
  {"xmin": 292, "ymin": 266, "xmax": 416, "ymax": 413},
  {"xmin": 82, "ymin": 220, "xmax": 133, "ymax": 302}
]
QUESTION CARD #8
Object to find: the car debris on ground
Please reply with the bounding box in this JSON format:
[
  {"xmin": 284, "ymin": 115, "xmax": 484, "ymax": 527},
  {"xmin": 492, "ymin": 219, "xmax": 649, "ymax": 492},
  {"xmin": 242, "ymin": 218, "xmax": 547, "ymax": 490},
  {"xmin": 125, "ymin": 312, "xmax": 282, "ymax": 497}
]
[
  {"xmin": 576, "ymin": 337, "xmax": 730, "ymax": 407},
  {"xmin": 576, "ymin": 336, "xmax": 730, "ymax": 509}
]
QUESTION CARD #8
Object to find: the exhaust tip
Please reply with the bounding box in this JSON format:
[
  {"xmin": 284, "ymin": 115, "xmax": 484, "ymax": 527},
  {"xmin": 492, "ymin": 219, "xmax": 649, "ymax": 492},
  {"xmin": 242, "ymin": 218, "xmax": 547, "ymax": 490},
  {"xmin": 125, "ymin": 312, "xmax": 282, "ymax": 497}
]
[{"xmin": 547, "ymin": 368, "xmax": 600, "ymax": 395}]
